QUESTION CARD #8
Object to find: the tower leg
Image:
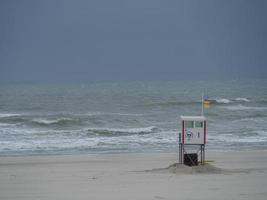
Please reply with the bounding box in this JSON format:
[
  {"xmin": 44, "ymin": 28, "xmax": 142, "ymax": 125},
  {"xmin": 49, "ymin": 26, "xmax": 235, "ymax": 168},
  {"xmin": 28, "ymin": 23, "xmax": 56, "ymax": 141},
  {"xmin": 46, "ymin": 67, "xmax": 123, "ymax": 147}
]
[
  {"xmin": 203, "ymin": 145, "xmax": 205, "ymax": 165},
  {"xmin": 179, "ymin": 143, "xmax": 181, "ymax": 164},
  {"xmin": 200, "ymin": 145, "xmax": 203, "ymax": 165}
]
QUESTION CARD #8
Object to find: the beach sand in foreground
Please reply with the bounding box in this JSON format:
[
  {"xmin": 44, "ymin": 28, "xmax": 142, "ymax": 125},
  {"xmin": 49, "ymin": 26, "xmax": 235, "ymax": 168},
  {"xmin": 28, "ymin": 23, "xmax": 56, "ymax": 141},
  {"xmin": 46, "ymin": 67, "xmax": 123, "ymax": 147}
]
[{"xmin": 1, "ymin": 151, "xmax": 267, "ymax": 200}]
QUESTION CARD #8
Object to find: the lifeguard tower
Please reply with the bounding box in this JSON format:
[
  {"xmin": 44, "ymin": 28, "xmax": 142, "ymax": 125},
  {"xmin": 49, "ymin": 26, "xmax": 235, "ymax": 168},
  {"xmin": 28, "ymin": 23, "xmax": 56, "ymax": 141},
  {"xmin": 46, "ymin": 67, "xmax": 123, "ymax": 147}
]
[{"xmin": 179, "ymin": 115, "xmax": 206, "ymax": 166}]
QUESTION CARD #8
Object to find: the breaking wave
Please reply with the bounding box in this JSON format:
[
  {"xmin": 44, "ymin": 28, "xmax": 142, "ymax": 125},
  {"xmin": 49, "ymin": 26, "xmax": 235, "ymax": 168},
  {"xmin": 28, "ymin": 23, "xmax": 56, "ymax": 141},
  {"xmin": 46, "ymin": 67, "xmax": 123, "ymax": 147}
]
[
  {"xmin": 31, "ymin": 118, "xmax": 80, "ymax": 126},
  {"xmin": 86, "ymin": 112, "xmax": 144, "ymax": 116},
  {"xmin": 212, "ymin": 97, "xmax": 250, "ymax": 104},
  {"xmin": 0, "ymin": 115, "xmax": 83, "ymax": 127},
  {"xmin": 136, "ymin": 97, "xmax": 252, "ymax": 108},
  {"xmin": 224, "ymin": 105, "xmax": 267, "ymax": 111},
  {"xmin": 213, "ymin": 98, "xmax": 231, "ymax": 104},
  {"xmin": 87, "ymin": 126, "xmax": 159, "ymax": 137},
  {"xmin": 139, "ymin": 101, "xmax": 201, "ymax": 108},
  {"xmin": 235, "ymin": 98, "xmax": 250, "ymax": 102},
  {"xmin": 0, "ymin": 113, "xmax": 22, "ymax": 118},
  {"xmin": 209, "ymin": 130, "xmax": 267, "ymax": 143}
]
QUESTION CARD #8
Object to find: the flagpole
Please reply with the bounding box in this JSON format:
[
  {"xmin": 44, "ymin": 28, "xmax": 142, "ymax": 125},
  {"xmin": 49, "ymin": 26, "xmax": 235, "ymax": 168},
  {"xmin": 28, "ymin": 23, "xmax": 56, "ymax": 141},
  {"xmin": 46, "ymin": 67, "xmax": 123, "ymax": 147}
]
[{"xmin": 201, "ymin": 92, "xmax": 204, "ymax": 116}]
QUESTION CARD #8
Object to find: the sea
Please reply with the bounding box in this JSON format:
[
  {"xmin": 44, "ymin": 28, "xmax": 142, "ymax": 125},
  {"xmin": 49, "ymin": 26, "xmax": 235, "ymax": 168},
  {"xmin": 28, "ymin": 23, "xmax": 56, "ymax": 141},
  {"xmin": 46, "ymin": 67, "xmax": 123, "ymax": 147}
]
[{"xmin": 0, "ymin": 80, "xmax": 267, "ymax": 156}]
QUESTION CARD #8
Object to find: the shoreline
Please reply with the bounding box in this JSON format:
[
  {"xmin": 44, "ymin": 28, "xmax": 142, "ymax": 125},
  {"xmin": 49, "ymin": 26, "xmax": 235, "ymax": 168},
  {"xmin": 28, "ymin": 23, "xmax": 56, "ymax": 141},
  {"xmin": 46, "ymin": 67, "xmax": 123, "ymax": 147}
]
[
  {"xmin": 1, "ymin": 148, "xmax": 267, "ymax": 158},
  {"xmin": 1, "ymin": 150, "xmax": 267, "ymax": 199}
]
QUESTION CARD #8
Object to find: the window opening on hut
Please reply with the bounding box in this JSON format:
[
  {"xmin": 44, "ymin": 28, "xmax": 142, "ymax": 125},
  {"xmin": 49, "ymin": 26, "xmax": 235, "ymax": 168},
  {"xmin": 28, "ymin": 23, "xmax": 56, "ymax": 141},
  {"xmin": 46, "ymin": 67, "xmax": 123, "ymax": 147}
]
[
  {"xmin": 185, "ymin": 121, "xmax": 194, "ymax": 128},
  {"xmin": 195, "ymin": 121, "xmax": 203, "ymax": 128}
]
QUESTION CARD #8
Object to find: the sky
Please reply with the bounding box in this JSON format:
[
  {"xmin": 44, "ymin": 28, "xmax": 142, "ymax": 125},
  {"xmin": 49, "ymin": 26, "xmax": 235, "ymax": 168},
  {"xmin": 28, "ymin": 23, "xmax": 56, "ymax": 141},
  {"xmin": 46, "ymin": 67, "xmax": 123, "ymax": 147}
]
[{"xmin": 0, "ymin": 0, "xmax": 267, "ymax": 83}]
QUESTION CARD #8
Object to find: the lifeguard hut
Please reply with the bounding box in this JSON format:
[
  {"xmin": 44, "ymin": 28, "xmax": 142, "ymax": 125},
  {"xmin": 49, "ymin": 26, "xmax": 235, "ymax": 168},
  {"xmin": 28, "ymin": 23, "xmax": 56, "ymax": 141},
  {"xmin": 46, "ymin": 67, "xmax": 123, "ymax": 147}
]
[{"xmin": 179, "ymin": 115, "xmax": 206, "ymax": 166}]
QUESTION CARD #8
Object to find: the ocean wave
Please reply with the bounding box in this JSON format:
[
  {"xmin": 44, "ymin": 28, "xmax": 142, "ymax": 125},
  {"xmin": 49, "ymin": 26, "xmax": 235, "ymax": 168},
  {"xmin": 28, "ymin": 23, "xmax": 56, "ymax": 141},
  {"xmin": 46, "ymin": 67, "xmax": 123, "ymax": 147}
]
[
  {"xmin": 83, "ymin": 112, "xmax": 144, "ymax": 117},
  {"xmin": 0, "ymin": 115, "xmax": 80, "ymax": 127},
  {"xmin": 0, "ymin": 122, "xmax": 18, "ymax": 127},
  {"xmin": 87, "ymin": 126, "xmax": 159, "ymax": 136},
  {"xmin": 208, "ymin": 129, "xmax": 267, "ymax": 143},
  {"xmin": 210, "ymin": 134, "xmax": 267, "ymax": 143},
  {"xmin": 233, "ymin": 116, "xmax": 267, "ymax": 123},
  {"xmin": 0, "ymin": 130, "xmax": 176, "ymax": 155},
  {"xmin": 210, "ymin": 97, "xmax": 250, "ymax": 104},
  {"xmin": 213, "ymin": 98, "xmax": 231, "ymax": 104},
  {"xmin": 27, "ymin": 117, "xmax": 88, "ymax": 127},
  {"xmin": 31, "ymin": 118, "xmax": 78, "ymax": 126},
  {"xmin": 224, "ymin": 105, "xmax": 267, "ymax": 111},
  {"xmin": 0, "ymin": 115, "xmax": 29, "ymax": 125},
  {"xmin": 137, "ymin": 97, "xmax": 251, "ymax": 107},
  {"xmin": 256, "ymin": 100, "xmax": 267, "ymax": 105},
  {"xmin": 139, "ymin": 101, "xmax": 200, "ymax": 108},
  {"xmin": 0, "ymin": 113, "xmax": 22, "ymax": 118},
  {"xmin": 1, "ymin": 113, "xmax": 143, "ymax": 128},
  {"xmin": 235, "ymin": 98, "xmax": 250, "ymax": 102}
]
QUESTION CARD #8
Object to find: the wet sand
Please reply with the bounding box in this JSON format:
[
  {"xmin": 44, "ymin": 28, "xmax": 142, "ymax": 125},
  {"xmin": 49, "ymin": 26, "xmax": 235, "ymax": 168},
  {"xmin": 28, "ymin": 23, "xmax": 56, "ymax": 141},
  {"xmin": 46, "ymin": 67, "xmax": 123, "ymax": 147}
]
[{"xmin": 1, "ymin": 150, "xmax": 267, "ymax": 200}]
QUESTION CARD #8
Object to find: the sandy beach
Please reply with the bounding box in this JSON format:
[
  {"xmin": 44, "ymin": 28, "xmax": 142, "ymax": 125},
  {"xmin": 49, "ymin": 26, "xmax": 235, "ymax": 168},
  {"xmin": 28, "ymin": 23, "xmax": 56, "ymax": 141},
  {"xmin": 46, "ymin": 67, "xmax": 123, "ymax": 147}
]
[{"xmin": 0, "ymin": 151, "xmax": 267, "ymax": 200}]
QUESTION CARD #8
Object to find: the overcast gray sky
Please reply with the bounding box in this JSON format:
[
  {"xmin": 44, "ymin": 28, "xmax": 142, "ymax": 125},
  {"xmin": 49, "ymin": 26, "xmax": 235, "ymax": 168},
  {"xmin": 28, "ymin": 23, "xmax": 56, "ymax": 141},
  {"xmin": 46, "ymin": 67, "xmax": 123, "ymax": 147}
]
[{"xmin": 0, "ymin": 0, "xmax": 267, "ymax": 83}]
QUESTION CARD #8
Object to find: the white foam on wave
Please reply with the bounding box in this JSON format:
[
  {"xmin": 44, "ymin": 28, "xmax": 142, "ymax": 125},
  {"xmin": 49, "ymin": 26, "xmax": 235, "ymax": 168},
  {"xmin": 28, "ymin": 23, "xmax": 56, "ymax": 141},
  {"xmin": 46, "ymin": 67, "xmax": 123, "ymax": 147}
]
[
  {"xmin": 214, "ymin": 98, "xmax": 231, "ymax": 104},
  {"xmin": 91, "ymin": 131, "xmax": 176, "ymax": 147},
  {"xmin": 213, "ymin": 97, "xmax": 250, "ymax": 104},
  {"xmin": 225, "ymin": 104, "xmax": 267, "ymax": 111},
  {"xmin": 233, "ymin": 117, "xmax": 267, "ymax": 123},
  {"xmin": 235, "ymin": 98, "xmax": 250, "ymax": 102},
  {"xmin": 0, "ymin": 129, "xmax": 176, "ymax": 153},
  {"xmin": 31, "ymin": 118, "xmax": 73, "ymax": 125},
  {"xmin": 1, "ymin": 124, "xmax": 266, "ymax": 154},
  {"xmin": 208, "ymin": 131, "xmax": 267, "ymax": 143},
  {"xmin": 84, "ymin": 112, "xmax": 144, "ymax": 117},
  {"xmin": 0, "ymin": 137, "xmax": 102, "ymax": 153},
  {"xmin": 32, "ymin": 119, "xmax": 58, "ymax": 124},
  {"xmin": 0, "ymin": 122, "xmax": 18, "ymax": 127},
  {"xmin": 87, "ymin": 126, "xmax": 158, "ymax": 134},
  {"xmin": 216, "ymin": 136, "xmax": 267, "ymax": 143},
  {"xmin": 0, "ymin": 113, "xmax": 21, "ymax": 118},
  {"xmin": 107, "ymin": 112, "xmax": 144, "ymax": 116}
]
